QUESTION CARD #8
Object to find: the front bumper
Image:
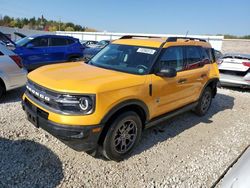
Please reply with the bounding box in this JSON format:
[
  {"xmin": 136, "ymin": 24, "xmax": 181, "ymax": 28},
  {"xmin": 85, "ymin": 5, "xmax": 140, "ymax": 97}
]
[{"xmin": 22, "ymin": 98, "xmax": 103, "ymax": 152}]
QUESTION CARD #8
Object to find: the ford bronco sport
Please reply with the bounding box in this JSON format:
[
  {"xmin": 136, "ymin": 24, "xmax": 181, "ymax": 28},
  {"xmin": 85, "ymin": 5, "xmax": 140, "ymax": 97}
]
[{"xmin": 22, "ymin": 36, "xmax": 220, "ymax": 161}]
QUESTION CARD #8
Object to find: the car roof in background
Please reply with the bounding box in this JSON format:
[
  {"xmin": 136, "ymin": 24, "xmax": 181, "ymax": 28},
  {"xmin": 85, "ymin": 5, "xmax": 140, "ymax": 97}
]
[
  {"xmin": 223, "ymin": 53, "xmax": 250, "ymax": 59},
  {"xmin": 28, "ymin": 34, "xmax": 77, "ymax": 39}
]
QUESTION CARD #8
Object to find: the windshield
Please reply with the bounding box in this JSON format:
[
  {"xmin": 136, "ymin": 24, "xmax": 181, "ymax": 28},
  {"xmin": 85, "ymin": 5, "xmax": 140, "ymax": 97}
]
[
  {"xmin": 15, "ymin": 36, "xmax": 34, "ymax": 46},
  {"xmin": 89, "ymin": 44, "xmax": 158, "ymax": 75}
]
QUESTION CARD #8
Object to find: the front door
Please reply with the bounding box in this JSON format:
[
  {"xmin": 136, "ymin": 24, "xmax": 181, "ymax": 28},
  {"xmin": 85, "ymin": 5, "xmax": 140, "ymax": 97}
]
[{"xmin": 22, "ymin": 37, "xmax": 49, "ymax": 69}]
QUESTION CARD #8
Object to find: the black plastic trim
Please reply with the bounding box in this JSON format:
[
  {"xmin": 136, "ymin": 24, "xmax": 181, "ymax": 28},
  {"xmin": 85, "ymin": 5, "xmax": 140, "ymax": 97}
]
[
  {"xmin": 145, "ymin": 102, "xmax": 198, "ymax": 129},
  {"xmin": 22, "ymin": 100, "xmax": 103, "ymax": 152},
  {"xmin": 101, "ymin": 99, "xmax": 150, "ymax": 124}
]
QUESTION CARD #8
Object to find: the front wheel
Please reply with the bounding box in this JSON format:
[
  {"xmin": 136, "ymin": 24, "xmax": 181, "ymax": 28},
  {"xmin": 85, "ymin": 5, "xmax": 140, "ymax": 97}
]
[
  {"xmin": 194, "ymin": 87, "xmax": 212, "ymax": 116},
  {"xmin": 102, "ymin": 111, "xmax": 142, "ymax": 161}
]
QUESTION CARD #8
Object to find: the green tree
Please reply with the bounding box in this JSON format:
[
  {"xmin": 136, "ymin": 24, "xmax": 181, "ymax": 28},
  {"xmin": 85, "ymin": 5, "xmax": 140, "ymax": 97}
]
[{"xmin": 65, "ymin": 26, "xmax": 74, "ymax": 31}]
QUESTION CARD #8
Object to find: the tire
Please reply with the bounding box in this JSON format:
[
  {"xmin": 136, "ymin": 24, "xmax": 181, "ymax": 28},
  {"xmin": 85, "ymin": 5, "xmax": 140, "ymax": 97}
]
[
  {"xmin": 194, "ymin": 87, "xmax": 212, "ymax": 116},
  {"xmin": 0, "ymin": 84, "xmax": 5, "ymax": 101},
  {"xmin": 102, "ymin": 111, "xmax": 142, "ymax": 161},
  {"xmin": 68, "ymin": 56, "xmax": 79, "ymax": 62}
]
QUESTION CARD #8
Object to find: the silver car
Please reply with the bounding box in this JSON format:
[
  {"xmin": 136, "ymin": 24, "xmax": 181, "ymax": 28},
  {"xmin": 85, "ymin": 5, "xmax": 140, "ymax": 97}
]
[
  {"xmin": 218, "ymin": 53, "xmax": 250, "ymax": 88},
  {"xmin": 0, "ymin": 43, "xmax": 27, "ymax": 99}
]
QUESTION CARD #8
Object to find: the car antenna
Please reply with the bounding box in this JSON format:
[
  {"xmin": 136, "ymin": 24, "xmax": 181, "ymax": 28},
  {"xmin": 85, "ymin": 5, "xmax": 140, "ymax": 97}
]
[{"xmin": 185, "ymin": 30, "xmax": 189, "ymax": 37}]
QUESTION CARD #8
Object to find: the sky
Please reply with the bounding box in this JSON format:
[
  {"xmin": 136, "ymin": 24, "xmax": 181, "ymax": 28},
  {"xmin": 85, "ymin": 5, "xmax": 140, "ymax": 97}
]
[{"xmin": 1, "ymin": 0, "xmax": 250, "ymax": 36}]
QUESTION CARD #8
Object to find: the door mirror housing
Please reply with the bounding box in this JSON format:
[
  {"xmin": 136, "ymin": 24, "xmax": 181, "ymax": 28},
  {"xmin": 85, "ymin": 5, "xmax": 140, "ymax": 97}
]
[
  {"xmin": 26, "ymin": 43, "xmax": 34, "ymax": 48},
  {"xmin": 156, "ymin": 67, "xmax": 177, "ymax": 78}
]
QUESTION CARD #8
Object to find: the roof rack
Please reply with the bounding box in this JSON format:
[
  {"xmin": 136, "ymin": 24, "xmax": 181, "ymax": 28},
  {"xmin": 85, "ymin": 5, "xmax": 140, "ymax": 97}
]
[
  {"xmin": 120, "ymin": 35, "xmax": 161, "ymax": 39},
  {"xmin": 166, "ymin": 37, "xmax": 206, "ymax": 42}
]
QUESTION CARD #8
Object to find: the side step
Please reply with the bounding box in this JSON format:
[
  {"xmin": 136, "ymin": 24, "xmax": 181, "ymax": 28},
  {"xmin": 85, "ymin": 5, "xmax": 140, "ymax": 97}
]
[{"xmin": 145, "ymin": 102, "xmax": 198, "ymax": 129}]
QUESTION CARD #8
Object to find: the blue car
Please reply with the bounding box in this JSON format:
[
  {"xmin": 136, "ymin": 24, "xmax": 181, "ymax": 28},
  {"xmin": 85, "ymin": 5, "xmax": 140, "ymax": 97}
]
[{"xmin": 11, "ymin": 34, "xmax": 83, "ymax": 71}]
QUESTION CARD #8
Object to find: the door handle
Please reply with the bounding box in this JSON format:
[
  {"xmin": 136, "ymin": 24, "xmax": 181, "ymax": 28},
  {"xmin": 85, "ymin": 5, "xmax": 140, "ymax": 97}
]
[{"xmin": 178, "ymin": 78, "xmax": 187, "ymax": 84}]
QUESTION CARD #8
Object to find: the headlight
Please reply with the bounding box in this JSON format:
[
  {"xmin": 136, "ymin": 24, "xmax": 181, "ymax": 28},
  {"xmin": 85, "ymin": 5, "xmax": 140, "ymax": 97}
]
[{"xmin": 55, "ymin": 95, "xmax": 95, "ymax": 115}]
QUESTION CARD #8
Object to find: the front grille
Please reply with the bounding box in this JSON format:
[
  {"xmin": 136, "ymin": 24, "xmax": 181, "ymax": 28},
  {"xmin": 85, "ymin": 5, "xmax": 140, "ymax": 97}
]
[{"xmin": 26, "ymin": 80, "xmax": 60, "ymax": 111}]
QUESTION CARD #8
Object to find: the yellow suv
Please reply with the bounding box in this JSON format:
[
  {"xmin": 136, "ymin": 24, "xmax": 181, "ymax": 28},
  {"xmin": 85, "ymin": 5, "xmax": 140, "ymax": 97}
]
[{"xmin": 22, "ymin": 36, "xmax": 220, "ymax": 161}]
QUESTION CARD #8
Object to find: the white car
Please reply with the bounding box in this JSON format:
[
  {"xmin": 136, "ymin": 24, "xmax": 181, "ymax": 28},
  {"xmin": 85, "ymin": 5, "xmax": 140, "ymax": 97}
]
[
  {"xmin": 0, "ymin": 43, "xmax": 27, "ymax": 100},
  {"xmin": 218, "ymin": 53, "xmax": 250, "ymax": 88}
]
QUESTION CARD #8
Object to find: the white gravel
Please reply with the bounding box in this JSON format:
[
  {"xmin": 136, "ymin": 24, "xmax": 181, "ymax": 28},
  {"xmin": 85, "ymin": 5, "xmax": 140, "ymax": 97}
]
[{"xmin": 0, "ymin": 87, "xmax": 250, "ymax": 187}]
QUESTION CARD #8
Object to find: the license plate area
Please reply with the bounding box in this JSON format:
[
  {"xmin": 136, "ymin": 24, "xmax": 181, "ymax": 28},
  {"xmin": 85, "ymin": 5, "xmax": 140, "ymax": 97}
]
[
  {"xmin": 24, "ymin": 99, "xmax": 39, "ymax": 128},
  {"xmin": 27, "ymin": 109, "xmax": 39, "ymax": 128}
]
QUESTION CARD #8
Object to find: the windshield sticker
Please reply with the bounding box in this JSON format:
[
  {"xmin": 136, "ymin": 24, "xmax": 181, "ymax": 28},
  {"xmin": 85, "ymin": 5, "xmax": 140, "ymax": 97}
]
[{"xmin": 137, "ymin": 48, "xmax": 156, "ymax": 55}]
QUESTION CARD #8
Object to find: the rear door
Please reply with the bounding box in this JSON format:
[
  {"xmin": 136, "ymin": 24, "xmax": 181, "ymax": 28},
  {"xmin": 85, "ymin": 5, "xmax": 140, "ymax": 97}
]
[
  {"xmin": 47, "ymin": 37, "xmax": 67, "ymax": 63},
  {"xmin": 184, "ymin": 46, "xmax": 210, "ymax": 98}
]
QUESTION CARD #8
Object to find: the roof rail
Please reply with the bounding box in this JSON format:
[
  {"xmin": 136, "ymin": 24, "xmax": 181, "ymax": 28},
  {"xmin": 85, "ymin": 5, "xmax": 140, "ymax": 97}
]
[
  {"xmin": 166, "ymin": 37, "xmax": 207, "ymax": 42},
  {"xmin": 120, "ymin": 35, "xmax": 161, "ymax": 39}
]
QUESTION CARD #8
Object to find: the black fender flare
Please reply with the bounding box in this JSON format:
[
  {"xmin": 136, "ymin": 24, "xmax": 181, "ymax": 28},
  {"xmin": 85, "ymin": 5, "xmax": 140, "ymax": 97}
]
[
  {"xmin": 199, "ymin": 78, "xmax": 219, "ymax": 99},
  {"xmin": 100, "ymin": 99, "xmax": 150, "ymax": 124}
]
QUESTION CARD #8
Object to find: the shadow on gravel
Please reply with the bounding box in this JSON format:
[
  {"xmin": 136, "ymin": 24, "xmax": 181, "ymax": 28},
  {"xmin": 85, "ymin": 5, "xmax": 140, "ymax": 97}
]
[
  {"xmin": 0, "ymin": 138, "xmax": 63, "ymax": 188},
  {"xmin": 133, "ymin": 93, "xmax": 235, "ymax": 157},
  {"xmin": 0, "ymin": 87, "xmax": 25, "ymax": 104}
]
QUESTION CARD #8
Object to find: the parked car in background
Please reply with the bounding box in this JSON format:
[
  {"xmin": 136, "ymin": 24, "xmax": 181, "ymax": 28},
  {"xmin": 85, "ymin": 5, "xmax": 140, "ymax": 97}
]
[
  {"xmin": 0, "ymin": 32, "xmax": 84, "ymax": 71},
  {"xmin": 221, "ymin": 146, "xmax": 250, "ymax": 188},
  {"xmin": 0, "ymin": 43, "xmax": 27, "ymax": 100},
  {"xmin": 218, "ymin": 53, "xmax": 250, "ymax": 88},
  {"xmin": 14, "ymin": 35, "xmax": 84, "ymax": 71},
  {"xmin": 81, "ymin": 40, "xmax": 98, "ymax": 48},
  {"xmin": 83, "ymin": 40, "xmax": 110, "ymax": 59}
]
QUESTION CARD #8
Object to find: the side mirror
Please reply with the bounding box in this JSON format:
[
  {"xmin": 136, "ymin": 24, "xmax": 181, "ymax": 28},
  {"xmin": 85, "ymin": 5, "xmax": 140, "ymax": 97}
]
[
  {"xmin": 26, "ymin": 43, "xmax": 34, "ymax": 48},
  {"xmin": 156, "ymin": 67, "xmax": 177, "ymax": 78}
]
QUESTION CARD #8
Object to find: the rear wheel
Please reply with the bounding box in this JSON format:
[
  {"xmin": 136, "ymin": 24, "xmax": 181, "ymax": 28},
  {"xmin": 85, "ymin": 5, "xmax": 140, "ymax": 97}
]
[
  {"xmin": 102, "ymin": 111, "xmax": 142, "ymax": 161},
  {"xmin": 0, "ymin": 84, "xmax": 5, "ymax": 101},
  {"xmin": 194, "ymin": 87, "xmax": 212, "ymax": 116}
]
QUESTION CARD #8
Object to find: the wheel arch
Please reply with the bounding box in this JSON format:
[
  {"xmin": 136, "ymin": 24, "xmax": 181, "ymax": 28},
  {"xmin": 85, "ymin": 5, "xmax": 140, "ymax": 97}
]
[
  {"xmin": 98, "ymin": 99, "xmax": 149, "ymax": 145},
  {"xmin": 200, "ymin": 78, "xmax": 219, "ymax": 99},
  {"xmin": 0, "ymin": 76, "xmax": 7, "ymax": 91}
]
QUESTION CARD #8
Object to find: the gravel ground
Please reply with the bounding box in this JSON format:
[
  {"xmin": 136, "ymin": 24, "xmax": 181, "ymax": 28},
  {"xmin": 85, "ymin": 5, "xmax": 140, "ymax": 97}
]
[{"xmin": 0, "ymin": 87, "xmax": 250, "ymax": 188}]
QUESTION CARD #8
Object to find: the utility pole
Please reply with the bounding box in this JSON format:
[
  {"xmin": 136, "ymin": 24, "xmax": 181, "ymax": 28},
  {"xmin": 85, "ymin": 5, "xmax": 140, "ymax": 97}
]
[{"xmin": 59, "ymin": 17, "xmax": 61, "ymax": 31}]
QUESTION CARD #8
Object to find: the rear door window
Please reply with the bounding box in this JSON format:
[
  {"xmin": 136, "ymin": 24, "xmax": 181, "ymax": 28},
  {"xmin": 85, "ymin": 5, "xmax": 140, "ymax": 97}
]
[
  {"xmin": 186, "ymin": 46, "xmax": 202, "ymax": 64},
  {"xmin": 157, "ymin": 46, "xmax": 185, "ymax": 71},
  {"xmin": 50, "ymin": 38, "xmax": 68, "ymax": 46},
  {"xmin": 67, "ymin": 39, "xmax": 75, "ymax": 45},
  {"xmin": 185, "ymin": 46, "xmax": 203, "ymax": 69}
]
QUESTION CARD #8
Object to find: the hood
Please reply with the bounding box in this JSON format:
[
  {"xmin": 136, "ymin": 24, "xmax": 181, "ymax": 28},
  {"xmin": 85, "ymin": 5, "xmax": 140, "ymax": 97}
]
[{"xmin": 28, "ymin": 62, "xmax": 147, "ymax": 94}]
